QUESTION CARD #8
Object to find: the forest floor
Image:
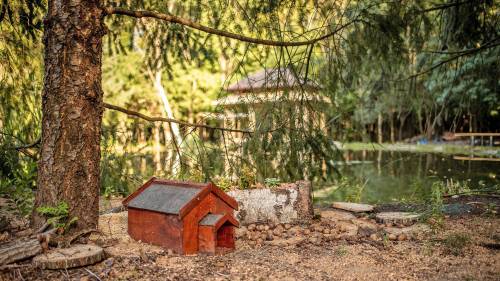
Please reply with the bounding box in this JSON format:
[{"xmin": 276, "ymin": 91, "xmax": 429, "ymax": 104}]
[{"xmin": 1, "ymin": 196, "xmax": 499, "ymax": 281}]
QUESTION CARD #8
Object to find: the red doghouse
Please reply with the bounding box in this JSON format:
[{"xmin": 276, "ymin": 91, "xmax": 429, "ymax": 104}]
[{"xmin": 123, "ymin": 177, "xmax": 239, "ymax": 255}]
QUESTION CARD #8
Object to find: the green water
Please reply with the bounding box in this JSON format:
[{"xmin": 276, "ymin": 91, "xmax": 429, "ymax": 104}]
[
  {"xmin": 110, "ymin": 146, "xmax": 499, "ymax": 205},
  {"xmin": 313, "ymin": 150, "xmax": 500, "ymax": 205}
]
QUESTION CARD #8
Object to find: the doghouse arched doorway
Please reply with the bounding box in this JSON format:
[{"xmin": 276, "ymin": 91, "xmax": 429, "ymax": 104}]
[{"xmin": 198, "ymin": 213, "xmax": 239, "ymax": 254}]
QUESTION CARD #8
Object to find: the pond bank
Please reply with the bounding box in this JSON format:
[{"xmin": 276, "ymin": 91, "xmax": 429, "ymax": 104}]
[{"xmin": 338, "ymin": 142, "xmax": 500, "ymax": 157}]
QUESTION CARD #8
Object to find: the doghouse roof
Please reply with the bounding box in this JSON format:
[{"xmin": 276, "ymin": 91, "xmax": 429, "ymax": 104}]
[
  {"xmin": 123, "ymin": 178, "xmax": 238, "ymax": 218},
  {"xmin": 200, "ymin": 214, "xmax": 239, "ymax": 228}
]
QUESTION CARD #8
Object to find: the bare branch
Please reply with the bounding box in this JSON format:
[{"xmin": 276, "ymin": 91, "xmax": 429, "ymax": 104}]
[
  {"xmin": 103, "ymin": 103, "xmax": 252, "ymax": 134},
  {"xmin": 104, "ymin": 7, "xmax": 358, "ymax": 46}
]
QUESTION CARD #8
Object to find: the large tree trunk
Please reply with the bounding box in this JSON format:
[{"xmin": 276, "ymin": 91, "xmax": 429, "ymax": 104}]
[{"xmin": 33, "ymin": 0, "xmax": 106, "ymax": 231}]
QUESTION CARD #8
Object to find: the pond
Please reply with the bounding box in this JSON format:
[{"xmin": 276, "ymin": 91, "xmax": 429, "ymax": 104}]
[
  {"xmin": 104, "ymin": 145, "xmax": 499, "ymax": 206},
  {"xmin": 313, "ymin": 150, "xmax": 500, "ymax": 206}
]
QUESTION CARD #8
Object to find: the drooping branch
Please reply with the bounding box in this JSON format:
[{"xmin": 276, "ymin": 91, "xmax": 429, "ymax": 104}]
[
  {"xmin": 104, "ymin": 7, "xmax": 358, "ymax": 47},
  {"xmin": 103, "ymin": 103, "xmax": 252, "ymax": 134},
  {"xmin": 402, "ymin": 40, "xmax": 500, "ymax": 80}
]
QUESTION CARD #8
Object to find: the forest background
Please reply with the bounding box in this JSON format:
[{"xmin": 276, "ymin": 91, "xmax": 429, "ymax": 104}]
[{"xmin": 0, "ymin": 0, "xmax": 498, "ymax": 215}]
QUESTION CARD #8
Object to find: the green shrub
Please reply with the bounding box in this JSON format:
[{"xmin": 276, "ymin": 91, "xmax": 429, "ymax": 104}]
[{"xmin": 36, "ymin": 201, "xmax": 78, "ymax": 232}]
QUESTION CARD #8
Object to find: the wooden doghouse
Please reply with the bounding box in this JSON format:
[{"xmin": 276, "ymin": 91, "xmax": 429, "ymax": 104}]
[{"xmin": 122, "ymin": 177, "xmax": 239, "ymax": 255}]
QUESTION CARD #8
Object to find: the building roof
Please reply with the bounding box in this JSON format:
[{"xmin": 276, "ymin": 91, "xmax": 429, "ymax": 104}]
[
  {"xmin": 127, "ymin": 184, "xmax": 203, "ymax": 215},
  {"xmin": 123, "ymin": 178, "xmax": 238, "ymax": 218},
  {"xmin": 226, "ymin": 67, "xmax": 319, "ymax": 94}
]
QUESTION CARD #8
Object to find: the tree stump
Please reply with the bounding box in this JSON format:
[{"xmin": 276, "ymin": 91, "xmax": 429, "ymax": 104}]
[
  {"xmin": 33, "ymin": 244, "xmax": 104, "ymax": 269},
  {"xmin": 0, "ymin": 239, "xmax": 42, "ymax": 265}
]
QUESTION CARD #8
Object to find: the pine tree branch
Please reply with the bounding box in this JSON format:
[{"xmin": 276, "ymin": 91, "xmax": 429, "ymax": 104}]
[
  {"xmin": 103, "ymin": 103, "xmax": 252, "ymax": 134},
  {"xmin": 419, "ymin": 0, "xmax": 475, "ymax": 13},
  {"xmin": 403, "ymin": 40, "xmax": 500, "ymax": 80},
  {"xmin": 104, "ymin": 7, "xmax": 358, "ymax": 46}
]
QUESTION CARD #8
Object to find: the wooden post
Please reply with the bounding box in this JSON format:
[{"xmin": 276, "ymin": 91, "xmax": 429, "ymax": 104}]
[{"xmin": 377, "ymin": 113, "xmax": 383, "ymax": 144}]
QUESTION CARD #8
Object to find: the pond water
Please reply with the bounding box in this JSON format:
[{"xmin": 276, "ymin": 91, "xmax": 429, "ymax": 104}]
[
  {"xmin": 313, "ymin": 150, "xmax": 500, "ymax": 205},
  {"xmin": 106, "ymin": 146, "xmax": 499, "ymax": 205}
]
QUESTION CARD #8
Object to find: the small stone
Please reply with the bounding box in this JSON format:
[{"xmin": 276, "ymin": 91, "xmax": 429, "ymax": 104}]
[
  {"xmin": 332, "ymin": 202, "xmax": 374, "ymax": 213},
  {"xmin": 284, "ymin": 224, "xmax": 292, "ymax": 230},
  {"xmin": 266, "ymin": 232, "xmax": 274, "ymax": 241},
  {"xmin": 323, "ymin": 233, "xmax": 334, "ymax": 241},
  {"xmin": 248, "ymin": 224, "xmax": 256, "ymax": 231},
  {"xmin": 261, "ymin": 233, "xmax": 267, "ymax": 240},
  {"xmin": 315, "ymin": 226, "xmax": 324, "ymax": 233},
  {"xmin": 263, "ymin": 225, "xmax": 270, "ymax": 231},
  {"xmin": 309, "ymin": 237, "xmax": 318, "ymax": 244},
  {"xmin": 287, "ymin": 237, "xmax": 305, "ymax": 246},
  {"xmin": 323, "ymin": 229, "xmax": 331, "ymax": 234},
  {"xmin": 256, "ymin": 225, "xmax": 264, "ymax": 231},
  {"xmin": 397, "ymin": 234, "xmax": 407, "ymax": 241},
  {"xmin": 303, "ymin": 229, "xmax": 311, "ymax": 235},
  {"xmin": 266, "ymin": 239, "xmax": 287, "ymax": 247},
  {"xmin": 369, "ymin": 233, "xmax": 379, "ymax": 241},
  {"xmin": 0, "ymin": 232, "xmax": 9, "ymax": 242},
  {"xmin": 388, "ymin": 234, "xmax": 397, "ymax": 241},
  {"xmin": 235, "ymin": 226, "xmax": 247, "ymax": 238},
  {"xmin": 256, "ymin": 238, "xmax": 264, "ymax": 245},
  {"xmin": 273, "ymin": 225, "xmax": 284, "ymax": 236}
]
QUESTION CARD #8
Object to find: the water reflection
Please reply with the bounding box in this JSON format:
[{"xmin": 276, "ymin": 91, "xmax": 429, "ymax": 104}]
[{"xmin": 314, "ymin": 150, "xmax": 500, "ymax": 205}]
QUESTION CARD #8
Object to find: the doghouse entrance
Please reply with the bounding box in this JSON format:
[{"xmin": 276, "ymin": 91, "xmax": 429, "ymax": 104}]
[
  {"xmin": 198, "ymin": 213, "xmax": 238, "ymax": 254},
  {"xmin": 216, "ymin": 222, "xmax": 235, "ymax": 250}
]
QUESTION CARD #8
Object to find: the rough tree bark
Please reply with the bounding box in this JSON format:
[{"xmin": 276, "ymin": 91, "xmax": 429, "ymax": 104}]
[{"xmin": 33, "ymin": 0, "xmax": 106, "ymax": 230}]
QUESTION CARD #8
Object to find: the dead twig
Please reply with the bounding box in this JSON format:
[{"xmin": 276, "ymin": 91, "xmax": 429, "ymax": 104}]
[{"xmin": 84, "ymin": 268, "xmax": 102, "ymax": 281}]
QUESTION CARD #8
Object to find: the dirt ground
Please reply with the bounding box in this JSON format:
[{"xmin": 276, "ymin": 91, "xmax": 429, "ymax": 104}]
[{"xmin": 1, "ymin": 197, "xmax": 499, "ymax": 281}]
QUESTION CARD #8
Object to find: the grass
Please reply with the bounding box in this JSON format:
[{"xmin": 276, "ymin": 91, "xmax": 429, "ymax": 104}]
[
  {"xmin": 339, "ymin": 142, "xmax": 499, "ymax": 157},
  {"xmin": 443, "ymin": 232, "xmax": 471, "ymax": 256}
]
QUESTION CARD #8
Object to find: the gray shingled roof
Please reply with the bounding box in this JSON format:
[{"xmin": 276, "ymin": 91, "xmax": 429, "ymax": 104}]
[
  {"xmin": 226, "ymin": 67, "xmax": 319, "ymax": 93},
  {"xmin": 199, "ymin": 214, "xmax": 224, "ymax": 226},
  {"xmin": 127, "ymin": 184, "xmax": 203, "ymax": 214}
]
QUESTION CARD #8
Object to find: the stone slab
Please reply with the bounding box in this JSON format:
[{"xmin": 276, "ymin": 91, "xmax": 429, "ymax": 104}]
[
  {"xmin": 332, "ymin": 202, "xmax": 374, "ymax": 213},
  {"xmin": 383, "ymin": 224, "xmax": 431, "ymax": 236},
  {"xmin": 319, "ymin": 209, "xmax": 356, "ymax": 221},
  {"xmin": 375, "ymin": 212, "xmax": 421, "ymax": 225}
]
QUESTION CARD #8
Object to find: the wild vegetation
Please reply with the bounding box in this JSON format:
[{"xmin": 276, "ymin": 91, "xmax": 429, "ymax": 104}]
[{"xmin": 0, "ymin": 1, "xmax": 498, "ymax": 228}]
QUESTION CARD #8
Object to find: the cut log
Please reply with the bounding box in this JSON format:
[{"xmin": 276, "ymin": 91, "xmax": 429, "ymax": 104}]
[
  {"xmin": 375, "ymin": 212, "xmax": 421, "ymax": 225},
  {"xmin": 332, "ymin": 202, "xmax": 374, "ymax": 213},
  {"xmin": 0, "ymin": 239, "xmax": 42, "ymax": 266},
  {"xmin": 33, "ymin": 244, "xmax": 105, "ymax": 269}
]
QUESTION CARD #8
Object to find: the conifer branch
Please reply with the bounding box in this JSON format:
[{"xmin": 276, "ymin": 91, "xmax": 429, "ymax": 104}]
[
  {"xmin": 104, "ymin": 7, "xmax": 358, "ymax": 46},
  {"xmin": 103, "ymin": 103, "xmax": 252, "ymax": 134}
]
